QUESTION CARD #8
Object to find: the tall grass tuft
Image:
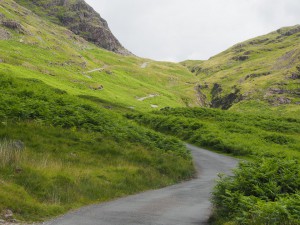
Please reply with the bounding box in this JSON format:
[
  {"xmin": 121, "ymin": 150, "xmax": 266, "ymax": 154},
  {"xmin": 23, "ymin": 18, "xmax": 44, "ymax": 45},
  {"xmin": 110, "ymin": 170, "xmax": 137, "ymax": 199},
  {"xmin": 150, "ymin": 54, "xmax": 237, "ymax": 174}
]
[{"xmin": 0, "ymin": 139, "xmax": 25, "ymax": 168}]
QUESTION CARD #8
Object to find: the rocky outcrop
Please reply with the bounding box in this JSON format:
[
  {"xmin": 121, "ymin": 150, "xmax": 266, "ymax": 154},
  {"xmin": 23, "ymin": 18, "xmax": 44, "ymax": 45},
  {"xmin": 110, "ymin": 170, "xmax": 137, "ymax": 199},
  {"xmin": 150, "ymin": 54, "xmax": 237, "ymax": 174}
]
[
  {"xmin": 15, "ymin": 0, "xmax": 131, "ymax": 55},
  {"xmin": 1, "ymin": 20, "xmax": 26, "ymax": 34},
  {"xmin": 278, "ymin": 25, "xmax": 300, "ymax": 37},
  {"xmin": 210, "ymin": 84, "xmax": 243, "ymax": 110},
  {"xmin": 195, "ymin": 84, "xmax": 209, "ymax": 107}
]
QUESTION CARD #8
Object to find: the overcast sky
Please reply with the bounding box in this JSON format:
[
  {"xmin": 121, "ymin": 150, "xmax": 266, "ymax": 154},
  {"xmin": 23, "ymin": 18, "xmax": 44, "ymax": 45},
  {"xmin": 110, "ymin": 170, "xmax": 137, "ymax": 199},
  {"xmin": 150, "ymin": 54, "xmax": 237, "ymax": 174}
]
[{"xmin": 85, "ymin": 0, "xmax": 300, "ymax": 62}]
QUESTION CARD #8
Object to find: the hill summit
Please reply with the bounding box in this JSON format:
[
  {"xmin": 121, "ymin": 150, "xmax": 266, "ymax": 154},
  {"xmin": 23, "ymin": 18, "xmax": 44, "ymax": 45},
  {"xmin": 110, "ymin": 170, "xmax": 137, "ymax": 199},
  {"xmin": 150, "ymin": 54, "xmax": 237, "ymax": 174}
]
[{"xmin": 15, "ymin": 0, "xmax": 131, "ymax": 55}]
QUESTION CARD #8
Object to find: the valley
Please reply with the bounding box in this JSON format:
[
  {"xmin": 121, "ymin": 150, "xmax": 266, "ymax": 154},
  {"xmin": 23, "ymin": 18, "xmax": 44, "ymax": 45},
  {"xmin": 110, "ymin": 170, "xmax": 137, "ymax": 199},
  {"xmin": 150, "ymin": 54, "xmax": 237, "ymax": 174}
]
[{"xmin": 0, "ymin": 0, "xmax": 299, "ymax": 224}]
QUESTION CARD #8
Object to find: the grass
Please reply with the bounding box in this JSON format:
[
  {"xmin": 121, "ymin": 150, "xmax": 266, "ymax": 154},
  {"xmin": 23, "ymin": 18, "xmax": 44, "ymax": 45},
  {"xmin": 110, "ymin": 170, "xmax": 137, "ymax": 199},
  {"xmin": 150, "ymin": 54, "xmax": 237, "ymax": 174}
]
[
  {"xmin": 128, "ymin": 107, "xmax": 300, "ymax": 159},
  {"xmin": 0, "ymin": 0, "xmax": 198, "ymax": 112},
  {"xmin": 0, "ymin": 123, "xmax": 194, "ymax": 222},
  {"xmin": 0, "ymin": 4, "xmax": 196, "ymax": 222},
  {"xmin": 128, "ymin": 107, "xmax": 300, "ymax": 224},
  {"xmin": 1, "ymin": 1, "xmax": 300, "ymax": 224},
  {"xmin": 0, "ymin": 69, "xmax": 194, "ymax": 222},
  {"xmin": 182, "ymin": 25, "xmax": 300, "ymax": 115}
]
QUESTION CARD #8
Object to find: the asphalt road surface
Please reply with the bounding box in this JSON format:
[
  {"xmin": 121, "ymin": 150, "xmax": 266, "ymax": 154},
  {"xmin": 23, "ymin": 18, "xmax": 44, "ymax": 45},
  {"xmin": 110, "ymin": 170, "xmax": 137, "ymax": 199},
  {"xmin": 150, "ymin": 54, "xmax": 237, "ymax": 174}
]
[{"xmin": 44, "ymin": 144, "xmax": 238, "ymax": 225}]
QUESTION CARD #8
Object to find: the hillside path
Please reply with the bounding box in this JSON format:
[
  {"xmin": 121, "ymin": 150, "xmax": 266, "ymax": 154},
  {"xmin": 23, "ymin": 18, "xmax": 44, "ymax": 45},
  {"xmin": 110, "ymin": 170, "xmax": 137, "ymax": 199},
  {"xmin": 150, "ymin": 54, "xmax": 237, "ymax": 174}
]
[{"xmin": 44, "ymin": 144, "xmax": 238, "ymax": 225}]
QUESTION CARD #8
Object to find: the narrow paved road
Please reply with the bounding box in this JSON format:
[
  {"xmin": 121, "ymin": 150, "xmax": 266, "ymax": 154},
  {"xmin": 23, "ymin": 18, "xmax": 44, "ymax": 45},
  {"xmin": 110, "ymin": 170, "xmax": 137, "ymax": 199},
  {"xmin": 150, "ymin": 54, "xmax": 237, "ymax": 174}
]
[{"xmin": 44, "ymin": 144, "xmax": 238, "ymax": 225}]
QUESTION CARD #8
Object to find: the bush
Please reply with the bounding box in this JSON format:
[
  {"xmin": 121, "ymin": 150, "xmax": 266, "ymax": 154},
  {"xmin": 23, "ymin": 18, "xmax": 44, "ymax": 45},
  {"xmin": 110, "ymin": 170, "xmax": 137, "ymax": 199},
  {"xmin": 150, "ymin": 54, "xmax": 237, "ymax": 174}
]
[{"xmin": 212, "ymin": 157, "xmax": 300, "ymax": 224}]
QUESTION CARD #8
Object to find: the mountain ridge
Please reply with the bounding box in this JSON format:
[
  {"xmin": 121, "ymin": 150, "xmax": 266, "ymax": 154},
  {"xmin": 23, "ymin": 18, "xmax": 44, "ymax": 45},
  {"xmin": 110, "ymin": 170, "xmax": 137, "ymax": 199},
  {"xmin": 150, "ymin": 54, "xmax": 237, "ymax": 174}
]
[
  {"xmin": 182, "ymin": 24, "xmax": 300, "ymax": 115},
  {"xmin": 14, "ymin": 0, "xmax": 131, "ymax": 55}
]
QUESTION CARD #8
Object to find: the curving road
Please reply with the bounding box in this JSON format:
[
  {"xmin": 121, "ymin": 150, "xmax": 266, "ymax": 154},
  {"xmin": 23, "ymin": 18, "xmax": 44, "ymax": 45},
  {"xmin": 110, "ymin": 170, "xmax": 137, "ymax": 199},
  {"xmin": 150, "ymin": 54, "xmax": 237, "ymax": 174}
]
[{"xmin": 44, "ymin": 144, "xmax": 238, "ymax": 225}]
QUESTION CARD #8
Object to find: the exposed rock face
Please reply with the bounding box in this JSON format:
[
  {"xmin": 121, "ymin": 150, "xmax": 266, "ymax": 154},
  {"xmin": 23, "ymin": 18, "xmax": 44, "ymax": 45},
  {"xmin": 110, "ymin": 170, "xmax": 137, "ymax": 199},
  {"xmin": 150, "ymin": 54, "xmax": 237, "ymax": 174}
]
[
  {"xmin": 210, "ymin": 84, "xmax": 243, "ymax": 110},
  {"xmin": 2, "ymin": 20, "xmax": 26, "ymax": 34},
  {"xmin": 15, "ymin": 0, "xmax": 131, "ymax": 55},
  {"xmin": 195, "ymin": 84, "xmax": 209, "ymax": 107}
]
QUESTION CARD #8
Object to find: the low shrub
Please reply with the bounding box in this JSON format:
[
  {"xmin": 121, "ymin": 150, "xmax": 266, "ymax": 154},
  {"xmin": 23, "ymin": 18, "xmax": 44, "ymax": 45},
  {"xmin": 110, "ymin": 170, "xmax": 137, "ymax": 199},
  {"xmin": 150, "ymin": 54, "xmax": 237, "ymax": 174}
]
[{"xmin": 212, "ymin": 158, "xmax": 300, "ymax": 225}]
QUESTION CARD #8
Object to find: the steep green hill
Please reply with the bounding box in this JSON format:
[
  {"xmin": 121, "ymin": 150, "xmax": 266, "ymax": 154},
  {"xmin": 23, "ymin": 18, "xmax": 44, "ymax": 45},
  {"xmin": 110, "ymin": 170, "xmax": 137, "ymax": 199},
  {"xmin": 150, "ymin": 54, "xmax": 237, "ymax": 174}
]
[
  {"xmin": 15, "ymin": 0, "xmax": 131, "ymax": 55},
  {"xmin": 0, "ymin": 0, "xmax": 196, "ymax": 222},
  {"xmin": 0, "ymin": 0, "xmax": 198, "ymax": 112},
  {"xmin": 1, "ymin": 0, "xmax": 300, "ymax": 223},
  {"xmin": 182, "ymin": 25, "xmax": 300, "ymax": 117}
]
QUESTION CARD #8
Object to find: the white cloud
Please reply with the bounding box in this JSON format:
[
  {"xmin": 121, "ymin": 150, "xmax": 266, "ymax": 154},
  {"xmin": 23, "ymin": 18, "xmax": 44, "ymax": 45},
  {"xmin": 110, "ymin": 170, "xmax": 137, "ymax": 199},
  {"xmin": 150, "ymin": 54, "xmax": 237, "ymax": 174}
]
[{"xmin": 85, "ymin": 0, "xmax": 300, "ymax": 62}]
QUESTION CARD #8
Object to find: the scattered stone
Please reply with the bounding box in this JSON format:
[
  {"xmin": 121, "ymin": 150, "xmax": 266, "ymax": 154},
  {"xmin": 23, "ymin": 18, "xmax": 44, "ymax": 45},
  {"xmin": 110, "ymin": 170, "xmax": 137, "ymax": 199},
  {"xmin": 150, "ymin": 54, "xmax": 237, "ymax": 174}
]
[
  {"xmin": 2, "ymin": 209, "xmax": 13, "ymax": 222},
  {"xmin": 249, "ymin": 38, "xmax": 269, "ymax": 45},
  {"xmin": 90, "ymin": 85, "xmax": 104, "ymax": 91},
  {"xmin": 232, "ymin": 55, "xmax": 249, "ymax": 61},
  {"xmin": 141, "ymin": 62, "xmax": 148, "ymax": 69},
  {"xmin": 70, "ymin": 153, "xmax": 77, "ymax": 157},
  {"xmin": 2, "ymin": 20, "xmax": 25, "ymax": 34},
  {"xmin": 243, "ymin": 50, "xmax": 254, "ymax": 55},
  {"xmin": 105, "ymin": 70, "xmax": 112, "ymax": 75},
  {"xmin": 269, "ymin": 88, "xmax": 286, "ymax": 95},
  {"xmin": 137, "ymin": 94, "xmax": 158, "ymax": 101},
  {"xmin": 151, "ymin": 105, "xmax": 158, "ymax": 108},
  {"xmin": 80, "ymin": 62, "xmax": 87, "ymax": 68},
  {"xmin": 245, "ymin": 72, "xmax": 271, "ymax": 80},
  {"xmin": 196, "ymin": 83, "xmax": 209, "ymax": 89},
  {"xmin": 0, "ymin": 27, "xmax": 11, "ymax": 40},
  {"xmin": 290, "ymin": 73, "xmax": 300, "ymax": 80},
  {"xmin": 15, "ymin": 167, "xmax": 23, "ymax": 174},
  {"xmin": 103, "ymin": 105, "xmax": 113, "ymax": 110},
  {"xmin": 12, "ymin": 140, "xmax": 25, "ymax": 151},
  {"xmin": 270, "ymin": 97, "xmax": 292, "ymax": 105}
]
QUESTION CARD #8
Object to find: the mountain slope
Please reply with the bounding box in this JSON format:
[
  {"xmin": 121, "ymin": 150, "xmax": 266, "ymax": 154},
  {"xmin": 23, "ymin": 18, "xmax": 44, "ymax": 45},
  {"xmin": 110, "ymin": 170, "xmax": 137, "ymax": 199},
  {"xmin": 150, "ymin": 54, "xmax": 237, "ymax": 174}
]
[
  {"xmin": 0, "ymin": 0, "xmax": 198, "ymax": 112},
  {"xmin": 14, "ymin": 0, "xmax": 131, "ymax": 55},
  {"xmin": 0, "ymin": 1, "xmax": 196, "ymax": 222},
  {"xmin": 182, "ymin": 25, "xmax": 300, "ymax": 116}
]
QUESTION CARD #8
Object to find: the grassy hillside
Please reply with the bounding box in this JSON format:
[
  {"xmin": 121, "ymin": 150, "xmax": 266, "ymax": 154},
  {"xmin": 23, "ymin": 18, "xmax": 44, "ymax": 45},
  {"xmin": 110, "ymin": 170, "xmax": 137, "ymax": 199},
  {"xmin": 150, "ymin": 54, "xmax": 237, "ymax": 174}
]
[
  {"xmin": 128, "ymin": 107, "xmax": 300, "ymax": 224},
  {"xmin": 0, "ymin": 70, "xmax": 195, "ymax": 222},
  {"xmin": 128, "ymin": 108, "xmax": 300, "ymax": 159},
  {"xmin": 0, "ymin": 0, "xmax": 196, "ymax": 222},
  {"xmin": 0, "ymin": 0, "xmax": 198, "ymax": 112},
  {"xmin": 1, "ymin": 0, "xmax": 300, "ymax": 224},
  {"xmin": 14, "ymin": 0, "xmax": 131, "ymax": 55},
  {"xmin": 182, "ymin": 25, "xmax": 300, "ymax": 117}
]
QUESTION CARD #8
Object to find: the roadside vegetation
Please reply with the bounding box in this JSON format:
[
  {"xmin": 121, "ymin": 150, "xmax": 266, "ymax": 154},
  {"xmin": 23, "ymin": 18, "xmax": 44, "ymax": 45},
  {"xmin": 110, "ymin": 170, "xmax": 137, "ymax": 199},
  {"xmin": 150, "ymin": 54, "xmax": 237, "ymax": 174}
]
[
  {"xmin": 128, "ymin": 107, "xmax": 300, "ymax": 224},
  {"xmin": 0, "ymin": 74, "xmax": 194, "ymax": 222},
  {"xmin": 1, "ymin": 1, "xmax": 300, "ymax": 224},
  {"xmin": 0, "ymin": 0, "xmax": 194, "ymax": 222},
  {"xmin": 212, "ymin": 158, "xmax": 300, "ymax": 225}
]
